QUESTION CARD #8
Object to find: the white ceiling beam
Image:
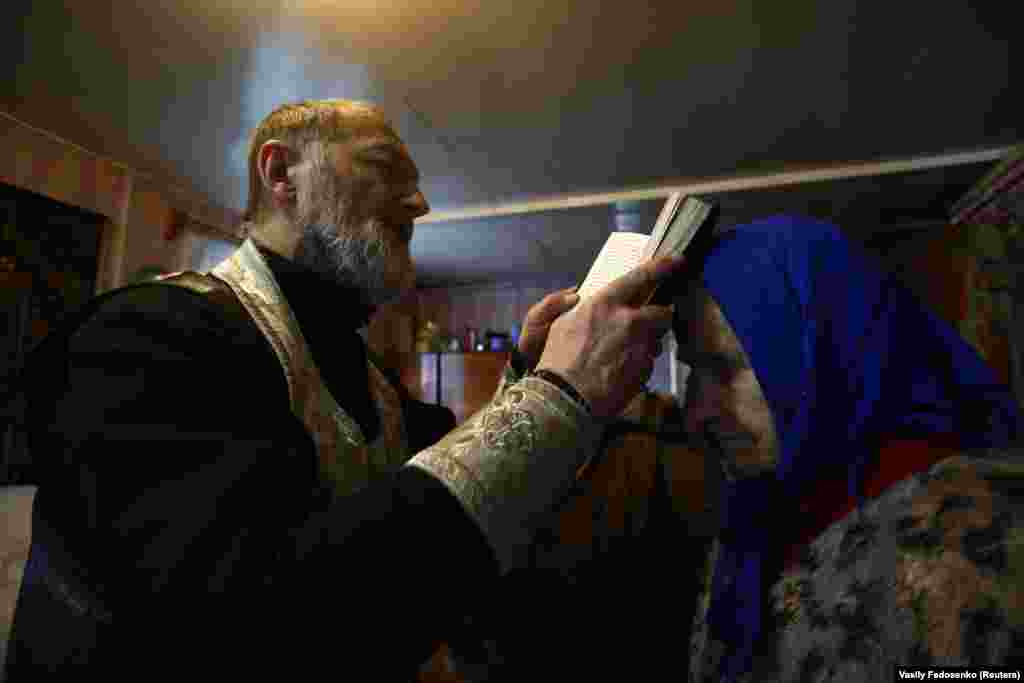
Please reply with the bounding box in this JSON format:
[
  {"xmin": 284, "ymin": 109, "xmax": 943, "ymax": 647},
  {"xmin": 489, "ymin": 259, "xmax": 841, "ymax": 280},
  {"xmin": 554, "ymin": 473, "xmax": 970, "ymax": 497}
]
[{"xmin": 416, "ymin": 144, "xmax": 1016, "ymax": 225}]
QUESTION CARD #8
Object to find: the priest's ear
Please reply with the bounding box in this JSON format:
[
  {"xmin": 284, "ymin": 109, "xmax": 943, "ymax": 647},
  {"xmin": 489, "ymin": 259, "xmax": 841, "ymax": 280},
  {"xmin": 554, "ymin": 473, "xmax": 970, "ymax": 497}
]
[{"xmin": 257, "ymin": 139, "xmax": 299, "ymax": 212}]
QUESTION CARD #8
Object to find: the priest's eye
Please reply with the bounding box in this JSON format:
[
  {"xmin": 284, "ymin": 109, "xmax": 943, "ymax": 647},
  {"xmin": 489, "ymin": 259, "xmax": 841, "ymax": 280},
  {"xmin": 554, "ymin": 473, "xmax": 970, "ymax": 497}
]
[
  {"xmin": 361, "ymin": 155, "xmax": 394, "ymax": 171},
  {"xmin": 366, "ymin": 161, "xmax": 392, "ymax": 175}
]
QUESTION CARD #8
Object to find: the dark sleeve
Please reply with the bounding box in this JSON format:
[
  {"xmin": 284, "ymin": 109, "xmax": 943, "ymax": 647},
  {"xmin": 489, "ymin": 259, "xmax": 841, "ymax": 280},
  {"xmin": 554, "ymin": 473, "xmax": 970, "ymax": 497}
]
[
  {"xmin": 27, "ymin": 285, "xmax": 497, "ymax": 676},
  {"xmin": 405, "ymin": 400, "xmax": 457, "ymax": 453}
]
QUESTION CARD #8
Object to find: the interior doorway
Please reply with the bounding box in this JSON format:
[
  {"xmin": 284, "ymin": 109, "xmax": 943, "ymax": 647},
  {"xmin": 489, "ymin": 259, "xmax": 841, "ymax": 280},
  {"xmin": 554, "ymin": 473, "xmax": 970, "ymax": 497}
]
[{"xmin": 0, "ymin": 183, "xmax": 105, "ymax": 486}]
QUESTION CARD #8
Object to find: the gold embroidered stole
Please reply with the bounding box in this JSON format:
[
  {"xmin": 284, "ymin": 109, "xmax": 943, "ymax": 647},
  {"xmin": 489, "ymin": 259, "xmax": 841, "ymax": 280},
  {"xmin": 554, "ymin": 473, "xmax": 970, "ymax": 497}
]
[{"xmin": 210, "ymin": 240, "xmax": 409, "ymax": 496}]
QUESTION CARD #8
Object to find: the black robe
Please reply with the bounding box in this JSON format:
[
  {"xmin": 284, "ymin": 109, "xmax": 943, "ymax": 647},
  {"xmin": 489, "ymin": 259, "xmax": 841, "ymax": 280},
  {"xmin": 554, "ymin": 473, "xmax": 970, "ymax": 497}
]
[{"xmin": 6, "ymin": 251, "xmax": 495, "ymax": 679}]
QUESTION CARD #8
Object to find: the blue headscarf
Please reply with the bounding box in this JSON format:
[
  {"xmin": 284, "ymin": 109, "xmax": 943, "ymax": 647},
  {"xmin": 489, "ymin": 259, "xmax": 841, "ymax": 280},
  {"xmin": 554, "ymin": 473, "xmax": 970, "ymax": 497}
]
[{"xmin": 696, "ymin": 216, "xmax": 1021, "ymax": 680}]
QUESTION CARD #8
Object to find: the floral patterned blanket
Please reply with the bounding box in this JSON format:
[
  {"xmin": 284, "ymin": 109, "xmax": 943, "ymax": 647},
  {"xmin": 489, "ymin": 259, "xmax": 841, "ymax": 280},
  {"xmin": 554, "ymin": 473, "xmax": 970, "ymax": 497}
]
[{"xmin": 690, "ymin": 453, "xmax": 1024, "ymax": 682}]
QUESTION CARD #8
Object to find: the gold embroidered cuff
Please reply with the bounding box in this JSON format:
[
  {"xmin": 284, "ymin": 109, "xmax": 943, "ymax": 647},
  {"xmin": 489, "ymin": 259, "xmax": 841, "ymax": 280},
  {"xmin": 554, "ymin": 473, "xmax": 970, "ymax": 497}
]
[
  {"xmin": 406, "ymin": 376, "xmax": 602, "ymax": 572},
  {"xmin": 491, "ymin": 360, "xmax": 523, "ymax": 403}
]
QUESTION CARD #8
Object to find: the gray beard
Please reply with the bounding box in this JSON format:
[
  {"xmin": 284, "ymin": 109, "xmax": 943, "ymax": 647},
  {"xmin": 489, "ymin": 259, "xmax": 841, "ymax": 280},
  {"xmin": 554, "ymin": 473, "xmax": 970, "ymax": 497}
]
[{"xmin": 293, "ymin": 222, "xmax": 399, "ymax": 307}]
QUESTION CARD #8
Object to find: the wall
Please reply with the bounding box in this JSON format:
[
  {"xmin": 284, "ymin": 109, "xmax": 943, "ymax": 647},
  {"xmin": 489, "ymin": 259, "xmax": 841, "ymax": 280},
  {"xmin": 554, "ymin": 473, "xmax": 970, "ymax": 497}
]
[
  {"xmin": 866, "ymin": 224, "xmax": 1012, "ymax": 386},
  {"xmin": 418, "ymin": 278, "xmax": 578, "ymax": 344},
  {"xmin": 0, "ymin": 115, "xmax": 132, "ymax": 226},
  {"xmin": 365, "ymin": 279, "xmax": 571, "ymax": 369},
  {"xmin": 120, "ymin": 180, "xmax": 196, "ymax": 281},
  {"xmin": 0, "ymin": 112, "xmax": 242, "ymax": 292},
  {"xmin": 0, "ymin": 486, "xmax": 32, "ymax": 675},
  {"xmin": 2, "ymin": 106, "xmax": 1012, "ymax": 401},
  {"xmin": 403, "ymin": 222, "xmax": 1021, "ymax": 402},
  {"xmin": 365, "ymin": 289, "xmax": 421, "ymax": 371},
  {"xmin": 406, "ymin": 276, "xmax": 674, "ymax": 393}
]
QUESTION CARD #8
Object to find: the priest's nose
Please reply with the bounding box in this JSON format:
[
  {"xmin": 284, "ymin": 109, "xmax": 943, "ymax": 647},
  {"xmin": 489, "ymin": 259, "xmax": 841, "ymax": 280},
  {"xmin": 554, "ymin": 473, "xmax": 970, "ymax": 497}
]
[{"xmin": 403, "ymin": 191, "xmax": 430, "ymax": 219}]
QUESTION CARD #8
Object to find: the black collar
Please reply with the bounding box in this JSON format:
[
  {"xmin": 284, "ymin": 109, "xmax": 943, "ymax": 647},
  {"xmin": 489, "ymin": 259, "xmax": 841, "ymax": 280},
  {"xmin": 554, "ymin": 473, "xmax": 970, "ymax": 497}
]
[
  {"xmin": 253, "ymin": 244, "xmax": 382, "ymax": 441},
  {"xmin": 255, "ymin": 245, "xmax": 376, "ymax": 330}
]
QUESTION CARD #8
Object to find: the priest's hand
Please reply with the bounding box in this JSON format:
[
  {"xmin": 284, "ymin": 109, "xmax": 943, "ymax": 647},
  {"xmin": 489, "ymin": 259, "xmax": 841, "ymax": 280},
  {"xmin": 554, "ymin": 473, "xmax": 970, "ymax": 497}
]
[
  {"xmin": 536, "ymin": 256, "xmax": 683, "ymax": 419},
  {"xmin": 517, "ymin": 287, "xmax": 580, "ymax": 372}
]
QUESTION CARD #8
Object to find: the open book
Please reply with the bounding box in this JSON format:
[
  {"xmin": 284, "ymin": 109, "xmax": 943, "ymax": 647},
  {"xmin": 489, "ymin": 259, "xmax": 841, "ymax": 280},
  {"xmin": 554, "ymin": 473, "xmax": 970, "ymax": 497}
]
[{"xmin": 576, "ymin": 193, "xmax": 716, "ymax": 301}]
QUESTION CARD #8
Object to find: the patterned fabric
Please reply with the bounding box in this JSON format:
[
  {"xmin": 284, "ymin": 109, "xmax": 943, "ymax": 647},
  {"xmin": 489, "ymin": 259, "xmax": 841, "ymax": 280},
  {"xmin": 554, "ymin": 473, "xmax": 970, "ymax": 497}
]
[
  {"xmin": 690, "ymin": 454, "xmax": 1024, "ymax": 681},
  {"xmin": 416, "ymin": 361, "xmax": 605, "ymax": 682},
  {"xmin": 192, "ymin": 242, "xmax": 601, "ymax": 574},
  {"xmin": 690, "ymin": 216, "xmax": 1022, "ymax": 681},
  {"xmin": 209, "ymin": 239, "xmax": 409, "ymax": 496},
  {"xmin": 408, "ymin": 375, "xmax": 601, "ymax": 572}
]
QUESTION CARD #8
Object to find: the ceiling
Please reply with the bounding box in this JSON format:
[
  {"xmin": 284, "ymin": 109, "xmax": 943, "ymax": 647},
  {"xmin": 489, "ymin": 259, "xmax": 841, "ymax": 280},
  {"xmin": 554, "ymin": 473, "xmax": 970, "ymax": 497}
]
[{"xmin": 3, "ymin": 1, "xmax": 1019, "ymax": 287}]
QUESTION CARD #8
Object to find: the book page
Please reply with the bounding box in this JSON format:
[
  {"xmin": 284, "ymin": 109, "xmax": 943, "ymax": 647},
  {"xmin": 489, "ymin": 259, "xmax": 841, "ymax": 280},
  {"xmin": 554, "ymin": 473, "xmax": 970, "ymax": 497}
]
[
  {"xmin": 640, "ymin": 192, "xmax": 684, "ymax": 262},
  {"xmin": 577, "ymin": 232, "xmax": 650, "ymax": 299},
  {"xmin": 651, "ymin": 197, "xmax": 712, "ymax": 260}
]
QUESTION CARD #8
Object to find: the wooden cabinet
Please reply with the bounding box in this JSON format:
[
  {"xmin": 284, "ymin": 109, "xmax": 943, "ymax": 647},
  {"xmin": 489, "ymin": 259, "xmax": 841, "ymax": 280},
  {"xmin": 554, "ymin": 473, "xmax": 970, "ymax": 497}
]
[
  {"xmin": 396, "ymin": 352, "xmax": 440, "ymax": 403},
  {"xmin": 440, "ymin": 352, "xmax": 509, "ymax": 424},
  {"xmin": 395, "ymin": 352, "xmax": 509, "ymax": 425}
]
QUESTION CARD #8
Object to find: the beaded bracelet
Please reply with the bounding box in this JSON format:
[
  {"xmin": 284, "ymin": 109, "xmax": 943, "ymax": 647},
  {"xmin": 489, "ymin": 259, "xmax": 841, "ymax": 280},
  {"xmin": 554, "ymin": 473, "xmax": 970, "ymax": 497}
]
[{"xmin": 531, "ymin": 369, "xmax": 592, "ymax": 415}]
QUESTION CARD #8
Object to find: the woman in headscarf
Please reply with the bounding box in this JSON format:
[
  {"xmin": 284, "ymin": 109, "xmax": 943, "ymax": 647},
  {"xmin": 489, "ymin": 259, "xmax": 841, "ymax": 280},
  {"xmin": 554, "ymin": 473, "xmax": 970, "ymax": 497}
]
[{"xmin": 676, "ymin": 215, "xmax": 1024, "ymax": 681}]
